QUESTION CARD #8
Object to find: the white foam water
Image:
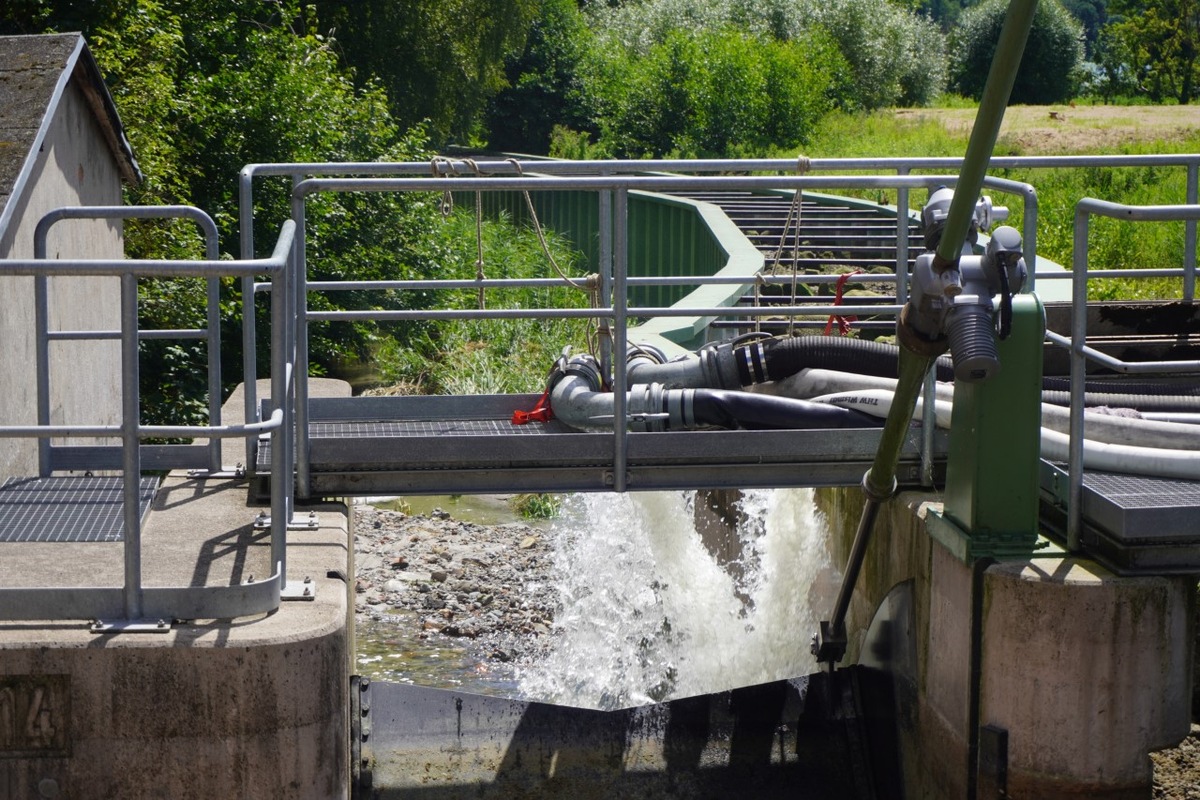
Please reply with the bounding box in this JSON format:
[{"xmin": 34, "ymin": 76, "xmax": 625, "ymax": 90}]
[{"xmin": 519, "ymin": 488, "xmax": 838, "ymax": 709}]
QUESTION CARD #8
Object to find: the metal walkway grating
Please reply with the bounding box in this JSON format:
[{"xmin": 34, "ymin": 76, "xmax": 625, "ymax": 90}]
[
  {"xmin": 1080, "ymin": 471, "xmax": 1200, "ymax": 542},
  {"xmin": 0, "ymin": 476, "xmax": 158, "ymax": 543}
]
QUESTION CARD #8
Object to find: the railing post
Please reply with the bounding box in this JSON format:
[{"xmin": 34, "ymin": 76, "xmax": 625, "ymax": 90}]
[
  {"xmin": 241, "ymin": 166, "xmax": 259, "ymax": 472},
  {"xmin": 34, "ymin": 218, "xmax": 53, "ymax": 476},
  {"xmin": 270, "ymin": 242, "xmax": 292, "ymax": 585},
  {"xmin": 291, "ymin": 184, "xmax": 311, "ymax": 499},
  {"xmin": 599, "ymin": 179, "xmax": 614, "ymax": 382},
  {"xmin": 1186, "ymin": 160, "xmax": 1198, "ymax": 303},
  {"xmin": 121, "ymin": 271, "xmax": 144, "ymax": 620},
  {"xmin": 896, "ymin": 167, "xmax": 910, "ymax": 305},
  {"xmin": 1067, "ymin": 204, "xmax": 1090, "ymax": 552},
  {"xmin": 204, "ymin": 220, "xmax": 223, "ymax": 473},
  {"xmin": 1022, "ymin": 185, "xmax": 1039, "ymax": 294},
  {"xmin": 612, "ymin": 188, "xmax": 629, "ymax": 493}
]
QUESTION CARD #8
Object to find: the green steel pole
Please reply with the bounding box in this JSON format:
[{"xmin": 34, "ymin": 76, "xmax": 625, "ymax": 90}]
[{"xmin": 934, "ymin": 0, "xmax": 1040, "ymax": 272}]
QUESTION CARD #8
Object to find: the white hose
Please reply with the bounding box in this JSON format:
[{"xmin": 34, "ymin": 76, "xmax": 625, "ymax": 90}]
[
  {"xmin": 809, "ymin": 388, "xmax": 1200, "ymax": 481},
  {"xmin": 764, "ymin": 368, "xmax": 1200, "ymax": 452}
]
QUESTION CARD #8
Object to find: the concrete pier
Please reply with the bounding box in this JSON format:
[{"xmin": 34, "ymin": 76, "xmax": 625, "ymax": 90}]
[
  {"xmin": 818, "ymin": 486, "xmax": 1195, "ymax": 799},
  {"xmin": 0, "ymin": 381, "xmax": 352, "ymax": 799}
]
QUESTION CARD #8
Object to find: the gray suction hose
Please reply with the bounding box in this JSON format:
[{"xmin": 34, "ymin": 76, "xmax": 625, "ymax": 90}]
[{"xmin": 549, "ymin": 353, "xmax": 880, "ymax": 432}]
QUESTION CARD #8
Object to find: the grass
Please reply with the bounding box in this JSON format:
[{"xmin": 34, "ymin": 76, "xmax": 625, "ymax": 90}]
[
  {"xmin": 369, "ymin": 209, "xmax": 593, "ymax": 396},
  {"xmin": 797, "ymin": 105, "xmax": 1200, "ymax": 302}
]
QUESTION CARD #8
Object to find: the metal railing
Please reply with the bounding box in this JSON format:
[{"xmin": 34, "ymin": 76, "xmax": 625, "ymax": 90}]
[
  {"xmin": 235, "ymin": 155, "xmax": 1200, "ymax": 485},
  {"xmin": 265, "ymin": 169, "xmax": 1040, "ymax": 497},
  {"xmin": 33, "ymin": 206, "xmax": 224, "ymax": 475},
  {"xmin": 0, "ymin": 212, "xmax": 297, "ymax": 626},
  {"xmin": 1048, "ymin": 198, "xmax": 1200, "ymax": 551}
]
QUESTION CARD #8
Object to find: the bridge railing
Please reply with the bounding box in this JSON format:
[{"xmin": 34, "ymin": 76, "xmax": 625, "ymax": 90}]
[
  {"xmin": 266, "ymin": 170, "xmax": 1039, "ymax": 496},
  {"xmin": 0, "ymin": 213, "xmax": 297, "ymax": 626},
  {"xmin": 1048, "ymin": 198, "xmax": 1200, "ymax": 551},
  {"xmin": 235, "ymin": 156, "xmax": 1200, "ymax": 500}
]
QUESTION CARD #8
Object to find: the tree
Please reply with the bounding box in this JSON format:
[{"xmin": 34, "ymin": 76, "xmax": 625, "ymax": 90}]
[
  {"xmin": 486, "ymin": 0, "xmax": 593, "ymax": 154},
  {"xmin": 948, "ymin": 0, "xmax": 1086, "ymax": 104},
  {"xmin": 312, "ymin": 0, "xmax": 540, "ymax": 144},
  {"xmin": 1103, "ymin": 0, "xmax": 1200, "ymax": 103}
]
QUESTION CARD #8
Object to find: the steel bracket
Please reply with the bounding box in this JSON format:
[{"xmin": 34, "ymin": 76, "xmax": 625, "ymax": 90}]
[
  {"xmin": 282, "ymin": 576, "xmax": 316, "ymax": 601},
  {"xmin": 90, "ymin": 618, "xmax": 173, "ymax": 634},
  {"xmin": 253, "ymin": 510, "xmax": 319, "ymax": 531}
]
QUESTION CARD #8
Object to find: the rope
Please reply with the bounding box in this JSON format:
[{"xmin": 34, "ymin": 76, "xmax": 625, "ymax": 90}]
[
  {"xmin": 506, "ymin": 158, "xmax": 602, "ymax": 360},
  {"xmin": 823, "ymin": 270, "xmax": 862, "ymax": 336},
  {"xmin": 430, "ymin": 156, "xmax": 456, "ymax": 217},
  {"xmin": 762, "ymin": 155, "xmax": 810, "ymax": 337}
]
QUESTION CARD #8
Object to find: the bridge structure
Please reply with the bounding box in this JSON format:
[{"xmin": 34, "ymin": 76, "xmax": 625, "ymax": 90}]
[{"xmin": 1, "ymin": 155, "xmax": 1200, "ymax": 798}]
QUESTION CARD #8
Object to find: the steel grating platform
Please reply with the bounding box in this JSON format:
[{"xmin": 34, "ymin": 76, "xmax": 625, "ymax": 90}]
[
  {"xmin": 257, "ymin": 393, "xmax": 948, "ymax": 496},
  {"xmin": 1041, "ymin": 462, "xmax": 1200, "ymax": 574},
  {"xmin": 0, "ymin": 475, "xmax": 158, "ymax": 543}
]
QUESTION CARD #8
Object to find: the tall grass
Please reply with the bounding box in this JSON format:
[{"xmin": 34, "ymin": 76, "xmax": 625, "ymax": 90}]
[
  {"xmin": 369, "ymin": 210, "xmax": 592, "ymax": 395},
  {"xmin": 803, "ymin": 111, "xmax": 1200, "ymax": 301}
]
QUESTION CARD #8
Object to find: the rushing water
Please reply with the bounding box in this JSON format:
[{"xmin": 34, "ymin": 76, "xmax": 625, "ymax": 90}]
[
  {"xmin": 355, "ymin": 488, "xmax": 837, "ymax": 707},
  {"xmin": 519, "ymin": 488, "xmax": 837, "ymax": 709}
]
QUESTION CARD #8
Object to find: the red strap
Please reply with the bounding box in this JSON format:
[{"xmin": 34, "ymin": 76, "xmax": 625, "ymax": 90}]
[
  {"xmin": 823, "ymin": 270, "xmax": 862, "ymax": 336},
  {"xmin": 512, "ymin": 386, "xmax": 554, "ymax": 425}
]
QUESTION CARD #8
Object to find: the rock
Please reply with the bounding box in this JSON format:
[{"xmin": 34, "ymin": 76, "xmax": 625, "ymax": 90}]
[
  {"xmin": 519, "ymin": 535, "xmax": 538, "ymax": 549},
  {"xmin": 431, "ymin": 570, "xmax": 448, "ymax": 583}
]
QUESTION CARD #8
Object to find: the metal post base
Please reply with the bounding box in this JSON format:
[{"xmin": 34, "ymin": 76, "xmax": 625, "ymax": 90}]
[
  {"xmin": 187, "ymin": 465, "xmax": 247, "ymax": 479},
  {"xmin": 253, "ymin": 510, "xmax": 320, "ymax": 531},
  {"xmin": 90, "ymin": 619, "xmax": 173, "ymax": 634},
  {"xmin": 282, "ymin": 576, "xmax": 316, "ymax": 601}
]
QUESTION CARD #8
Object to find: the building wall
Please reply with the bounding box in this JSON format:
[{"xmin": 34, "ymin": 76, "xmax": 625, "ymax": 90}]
[{"xmin": 0, "ymin": 78, "xmax": 124, "ymax": 480}]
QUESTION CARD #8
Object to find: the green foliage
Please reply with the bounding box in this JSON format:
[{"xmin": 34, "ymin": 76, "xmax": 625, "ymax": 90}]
[
  {"xmin": 579, "ymin": 26, "xmax": 842, "ymax": 158},
  {"xmin": 510, "ymin": 493, "xmax": 561, "ymax": 519},
  {"xmin": 585, "ymin": 0, "xmax": 945, "ymax": 113},
  {"xmin": 372, "ymin": 210, "xmax": 592, "ymax": 395},
  {"xmin": 312, "ymin": 0, "xmax": 540, "ymax": 143},
  {"xmin": 486, "ymin": 0, "xmax": 593, "ymax": 154},
  {"xmin": 1102, "ymin": 0, "xmax": 1200, "ymax": 103},
  {"xmin": 948, "ymin": 0, "xmax": 1086, "ymax": 104},
  {"xmin": 791, "ymin": 0, "xmax": 947, "ymax": 109}
]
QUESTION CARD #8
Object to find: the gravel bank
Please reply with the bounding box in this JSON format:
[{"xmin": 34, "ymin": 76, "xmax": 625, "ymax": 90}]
[{"xmin": 353, "ymin": 502, "xmax": 558, "ymax": 669}]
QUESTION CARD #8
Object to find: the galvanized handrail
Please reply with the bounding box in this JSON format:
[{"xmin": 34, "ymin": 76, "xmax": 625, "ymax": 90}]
[
  {"xmin": 238, "ymin": 154, "xmax": 1200, "ymax": 479},
  {"xmin": 1064, "ymin": 199, "xmax": 1200, "ymax": 551},
  {"xmin": 33, "ymin": 206, "xmax": 224, "ymax": 475},
  {"xmin": 277, "ymin": 170, "xmax": 1039, "ymax": 498},
  {"xmin": 0, "ymin": 216, "xmax": 297, "ymax": 625}
]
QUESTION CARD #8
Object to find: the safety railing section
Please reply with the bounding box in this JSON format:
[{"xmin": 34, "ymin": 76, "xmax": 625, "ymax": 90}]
[
  {"xmin": 0, "ymin": 213, "xmax": 297, "ymax": 628},
  {"xmin": 33, "ymin": 206, "xmax": 225, "ymax": 476},
  {"xmin": 265, "ymin": 170, "xmax": 1040, "ymax": 497},
  {"xmin": 1046, "ymin": 198, "xmax": 1200, "ymax": 552},
  {"xmin": 237, "ymin": 155, "xmax": 1200, "ymax": 478}
]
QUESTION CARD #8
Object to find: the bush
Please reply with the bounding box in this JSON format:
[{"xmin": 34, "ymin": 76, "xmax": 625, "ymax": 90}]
[
  {"xmin": 580, "ymin": 27, "xmax": 842, "ymax": 158},
  {"xmin": 948, "ymin": 0, "xmax": 1086, "ymax": 104},
  {"xmin": 792, "ymin": 0, "xmax": 947, "ymax": 109}
]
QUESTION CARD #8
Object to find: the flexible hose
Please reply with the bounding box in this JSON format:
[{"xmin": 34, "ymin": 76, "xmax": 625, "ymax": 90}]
[
  {"xmin": 734, "ymin": 336, "xmax": 955, "ymax": 385},
  {"xmin": 812, "ymin": 388, "xmax": 1200, "ymax": 481},
  {"xmin": 690, "ymin": 389, "xmax": 881, "ymax": 430},
  {"xmin": 1041, "ymin": 390, "xmax": 1200, "ymax": 413},
  {"xmin": 733, "ymin": 336, "xmax": 1200, "ymax": 407},
  {"xmin": 767, "ymin": 368, "xmax": 1200, "ymax": 451}
]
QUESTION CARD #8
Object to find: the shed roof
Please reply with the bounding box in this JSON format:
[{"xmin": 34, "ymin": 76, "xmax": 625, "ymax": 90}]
[{"xmin": 0, "ymin": 33, "xmax": 141, "ymax": 238}]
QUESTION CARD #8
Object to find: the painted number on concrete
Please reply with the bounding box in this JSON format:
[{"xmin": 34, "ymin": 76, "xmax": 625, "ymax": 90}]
[{"xmin": 0, "ymin": 675, "xmax": 69, "ymax": 758}]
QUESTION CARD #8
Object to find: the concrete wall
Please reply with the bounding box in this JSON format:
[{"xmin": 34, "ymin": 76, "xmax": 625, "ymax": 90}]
[
  {"xmin": 0, "ymin": 78, "xmax": 123, "ymax": 480},
  {"xmin": 816, "ymin": 486, "xmax": 1195, "ymax": 799}
]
